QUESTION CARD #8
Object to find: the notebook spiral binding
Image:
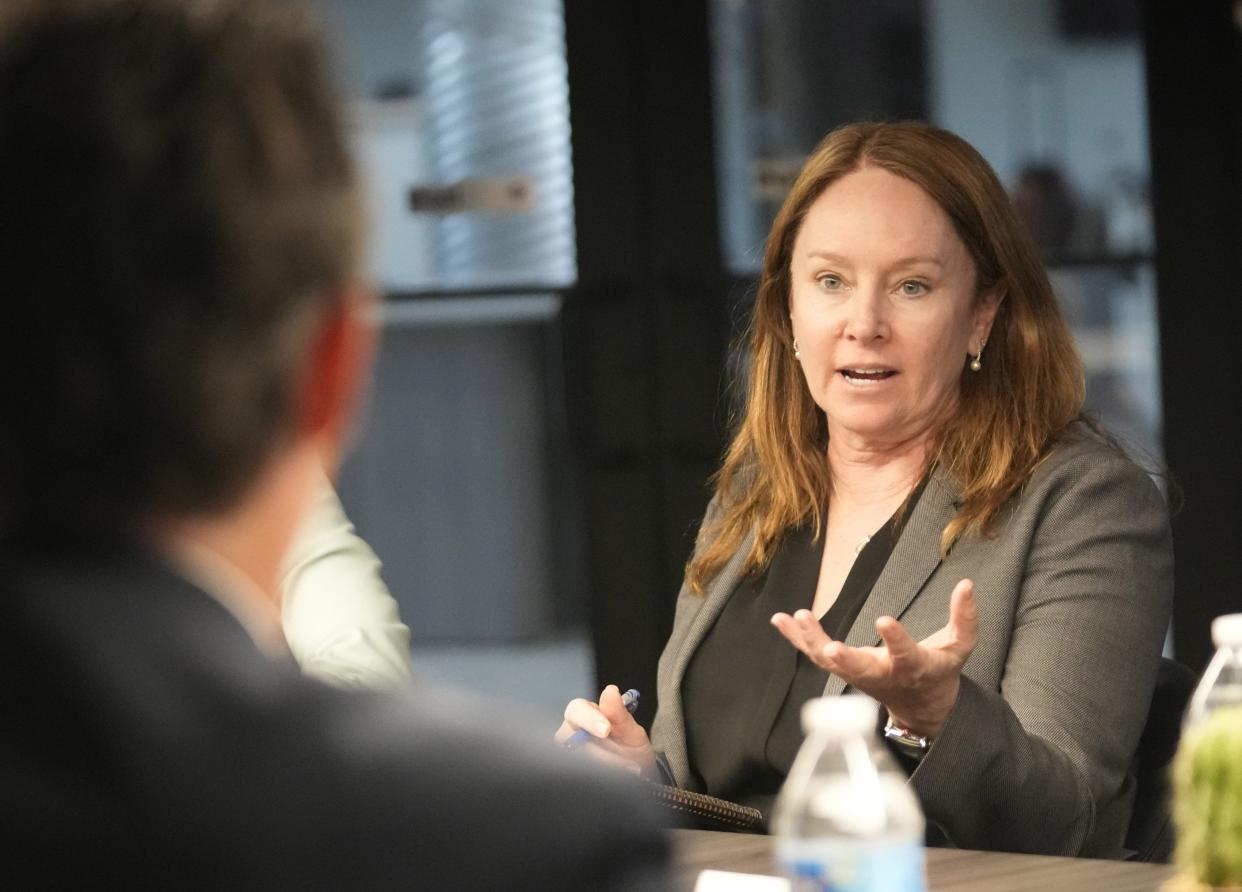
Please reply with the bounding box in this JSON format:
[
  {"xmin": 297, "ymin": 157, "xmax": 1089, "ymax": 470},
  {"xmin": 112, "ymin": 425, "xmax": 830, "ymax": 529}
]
[{"xmin": 645, "ymin": 782, "xmax": 764, "ymax": 833}]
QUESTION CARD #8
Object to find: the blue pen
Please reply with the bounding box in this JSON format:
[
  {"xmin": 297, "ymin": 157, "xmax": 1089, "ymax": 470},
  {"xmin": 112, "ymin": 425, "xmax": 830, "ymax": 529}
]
[{"xmin": 564, "ymin": 688, "xmax": 640, "ymax": 749}]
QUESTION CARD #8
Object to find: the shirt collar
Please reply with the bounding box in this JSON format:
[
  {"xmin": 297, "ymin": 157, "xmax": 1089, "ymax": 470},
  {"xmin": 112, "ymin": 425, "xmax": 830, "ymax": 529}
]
[{"xmin": 164, "ymin": 536, "xmax": 291, "ymax": 661}]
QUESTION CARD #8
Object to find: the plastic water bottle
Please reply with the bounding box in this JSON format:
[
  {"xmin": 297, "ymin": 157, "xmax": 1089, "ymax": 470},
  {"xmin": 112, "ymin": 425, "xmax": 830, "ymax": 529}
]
[
  {"xmin": 772, "ymin": 695, "xmax": 925, "ymax": 892},
  {"xmin": 1186, "ymin": 613, "xmax": 1242, "ymax": 725}
]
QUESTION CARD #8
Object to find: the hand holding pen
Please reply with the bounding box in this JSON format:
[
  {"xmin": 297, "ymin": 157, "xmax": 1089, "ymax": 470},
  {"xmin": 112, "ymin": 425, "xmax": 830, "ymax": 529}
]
[
  {"xmin": 555, "ymin": 684, "xmax": 659, "ymax": 779},
  {"xmin": 563, "ymin": 688, "xmax": 639, "ymax": 749}
]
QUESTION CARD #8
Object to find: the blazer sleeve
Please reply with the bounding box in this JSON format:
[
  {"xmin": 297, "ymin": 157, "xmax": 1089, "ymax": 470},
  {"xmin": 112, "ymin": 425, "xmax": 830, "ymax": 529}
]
[
  {"xmin": 910, "ymin": 449, "xmax": 1173, "ymax": 856},
  {"xmin": 280, "ymin": 474, "xmax": 414, "ymax": 689}
]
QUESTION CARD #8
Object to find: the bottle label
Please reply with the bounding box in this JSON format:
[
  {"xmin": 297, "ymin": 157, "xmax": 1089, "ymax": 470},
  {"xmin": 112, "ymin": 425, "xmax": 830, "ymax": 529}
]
[{"xmin": 776, "ymin": 837, "xmax": 924, "ymax": 892}]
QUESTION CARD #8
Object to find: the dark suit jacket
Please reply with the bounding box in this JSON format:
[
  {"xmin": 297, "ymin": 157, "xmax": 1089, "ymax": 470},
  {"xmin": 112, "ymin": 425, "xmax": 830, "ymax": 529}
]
[
  {"xmin": 651, "ymin": 431, "xmax": 1173, "ymax": 858},
  {"xmin": 1, "ymin": 540, "xmax": 667, "ymax": 888}
]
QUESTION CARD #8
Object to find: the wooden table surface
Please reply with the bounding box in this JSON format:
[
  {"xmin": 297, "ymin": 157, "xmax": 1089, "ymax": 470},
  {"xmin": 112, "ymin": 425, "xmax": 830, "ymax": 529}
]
[{"xmin": 671, "ymin": 829, "xmax": 1179, "ymax": 891}]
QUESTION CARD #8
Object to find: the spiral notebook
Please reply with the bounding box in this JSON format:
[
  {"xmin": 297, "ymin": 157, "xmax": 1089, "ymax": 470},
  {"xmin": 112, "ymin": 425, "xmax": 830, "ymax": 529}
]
[{"xmin": 644, "ymin": 781, "xmax": 765, "ymax": 833}]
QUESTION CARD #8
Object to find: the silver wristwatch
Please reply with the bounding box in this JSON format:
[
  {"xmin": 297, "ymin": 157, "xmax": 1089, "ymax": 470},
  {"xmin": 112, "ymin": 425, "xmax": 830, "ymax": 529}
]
[{"xmin": 883, "ymin": 715, "xmax": 930, "ymax": 757}]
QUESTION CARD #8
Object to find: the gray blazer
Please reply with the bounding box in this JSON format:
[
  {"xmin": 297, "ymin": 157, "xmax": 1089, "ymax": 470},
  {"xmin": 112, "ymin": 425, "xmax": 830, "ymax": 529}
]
[{"xmin": 651, "ymin": 431, "xmax": 1173, "ymax": 857}]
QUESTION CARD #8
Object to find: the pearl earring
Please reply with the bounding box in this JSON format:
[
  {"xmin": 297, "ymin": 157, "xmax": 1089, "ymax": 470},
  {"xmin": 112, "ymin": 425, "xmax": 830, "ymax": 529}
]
[
  {"xmin": 969, "ymin": 337, "xmax": 987, "ymax": 372},
  {"xmin": 793, "ymin": 338, "xmax": 801, "ymax": 361}
]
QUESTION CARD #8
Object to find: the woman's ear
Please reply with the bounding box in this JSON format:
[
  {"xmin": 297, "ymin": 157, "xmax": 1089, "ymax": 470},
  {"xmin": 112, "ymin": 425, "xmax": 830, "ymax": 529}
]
[{"xmin": 972, "ymin": 289, "xmax": 1003, "ymax": 352}]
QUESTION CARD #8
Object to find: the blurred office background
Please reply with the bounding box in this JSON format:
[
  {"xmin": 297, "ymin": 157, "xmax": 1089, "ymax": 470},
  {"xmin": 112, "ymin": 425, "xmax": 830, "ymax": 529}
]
[{"xmin": 304, "ymin": 0, "xmax": 1242, "ymax": 725}]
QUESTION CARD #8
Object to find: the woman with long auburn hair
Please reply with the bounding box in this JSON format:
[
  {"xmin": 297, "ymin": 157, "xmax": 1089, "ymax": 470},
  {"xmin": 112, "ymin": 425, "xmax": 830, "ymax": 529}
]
[{"xmin": 556, "ymin": 122, "xmax": 1172, "ymax": 858}]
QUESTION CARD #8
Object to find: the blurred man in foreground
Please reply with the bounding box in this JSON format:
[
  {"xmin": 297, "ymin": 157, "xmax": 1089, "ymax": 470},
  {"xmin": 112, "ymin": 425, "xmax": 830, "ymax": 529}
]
[{"xmin": 0, "ymin": 1, "xmax": 666, "ymax": 886}]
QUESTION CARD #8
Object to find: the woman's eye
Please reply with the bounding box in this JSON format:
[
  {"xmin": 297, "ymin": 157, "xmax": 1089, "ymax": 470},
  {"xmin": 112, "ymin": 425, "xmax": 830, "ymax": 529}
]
[
  {"xmin": 899, "ymin": 280, "xmax": 929, "ymax": 297},
  {"xmin": 817, "ymin": 274, "xmax": 843, "ymax": 291}
]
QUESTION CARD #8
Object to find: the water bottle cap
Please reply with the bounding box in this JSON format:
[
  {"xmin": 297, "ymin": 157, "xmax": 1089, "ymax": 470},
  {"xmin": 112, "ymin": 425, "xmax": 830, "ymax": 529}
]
[
  {"xmin": 1211, "ymin": 613, "xmax": 1242, "ymax": 647},
  {"xmin": 801, "ymin": 694, "xmax": 879, "ymax": 736}
]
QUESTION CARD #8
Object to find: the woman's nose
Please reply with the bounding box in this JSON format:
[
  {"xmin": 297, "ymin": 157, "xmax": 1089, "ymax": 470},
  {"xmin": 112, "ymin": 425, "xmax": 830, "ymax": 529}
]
[{"xmin": 842, "ymin": 289, "xmax": 888, "ymax": 341}]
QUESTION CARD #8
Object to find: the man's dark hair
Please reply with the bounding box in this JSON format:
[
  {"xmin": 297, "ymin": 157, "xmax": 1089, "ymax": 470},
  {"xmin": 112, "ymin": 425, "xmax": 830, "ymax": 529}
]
[{"xmin": 0, "ymin": 0, "xmax": 362, "ymax": 538}]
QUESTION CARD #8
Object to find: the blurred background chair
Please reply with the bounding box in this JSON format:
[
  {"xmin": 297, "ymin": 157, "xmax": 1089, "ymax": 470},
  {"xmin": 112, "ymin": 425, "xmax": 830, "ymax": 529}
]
[{"xmin": 1125, "ymin": 656, "xmax": 1199, "ymax": 862}]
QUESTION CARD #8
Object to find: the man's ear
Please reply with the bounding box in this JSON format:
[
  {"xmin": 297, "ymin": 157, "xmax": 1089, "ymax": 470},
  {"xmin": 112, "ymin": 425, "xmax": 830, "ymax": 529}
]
[{"xmin": 296, "ymin": 281, "xmax": 378, "ymax": 476}]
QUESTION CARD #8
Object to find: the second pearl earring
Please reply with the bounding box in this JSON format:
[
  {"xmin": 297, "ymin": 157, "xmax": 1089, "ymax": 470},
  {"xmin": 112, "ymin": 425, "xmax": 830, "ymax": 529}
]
[{"xmin": 793, "ymin": 338, "xmax": 801, "ymax": 360}]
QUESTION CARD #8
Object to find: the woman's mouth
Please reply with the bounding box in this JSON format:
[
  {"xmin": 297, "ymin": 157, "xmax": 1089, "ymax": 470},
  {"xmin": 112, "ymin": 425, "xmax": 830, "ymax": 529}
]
[{"xmin": 839, "ymin": 368, "xmax": 897, "ymax": 385}]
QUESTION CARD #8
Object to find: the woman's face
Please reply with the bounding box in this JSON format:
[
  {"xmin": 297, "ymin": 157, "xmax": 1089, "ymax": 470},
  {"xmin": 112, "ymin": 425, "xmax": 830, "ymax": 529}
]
[{"xmin": 789, "ymin": 166, "xmax": 998, "ymax": 451}]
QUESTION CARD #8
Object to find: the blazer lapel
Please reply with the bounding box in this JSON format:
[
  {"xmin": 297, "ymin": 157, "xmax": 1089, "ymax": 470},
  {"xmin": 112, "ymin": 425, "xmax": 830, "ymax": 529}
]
[
  {"xmin": 660, "ymin": 528, "xmax": 754, "ymax": 785},
  {"xmin": 821, "ymin": 468, "xmax": 961, "ymax": 696}
]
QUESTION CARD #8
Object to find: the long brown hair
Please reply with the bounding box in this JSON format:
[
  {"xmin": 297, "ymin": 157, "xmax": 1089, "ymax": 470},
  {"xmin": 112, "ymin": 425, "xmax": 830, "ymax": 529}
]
[{"xmin": 686, "ymin": 121, "xmax": 1084, "ymax": 594}]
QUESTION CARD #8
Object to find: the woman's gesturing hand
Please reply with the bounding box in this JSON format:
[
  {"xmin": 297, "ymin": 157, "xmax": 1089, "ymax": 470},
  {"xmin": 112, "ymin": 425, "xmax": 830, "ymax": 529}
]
[
  {"xmin": 554, "ymin": 684, "xmax": 660, "ymax": 779},
  {"xmin": 770, "ymin": 578, "xmax": 979, "ymax": 739}
]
